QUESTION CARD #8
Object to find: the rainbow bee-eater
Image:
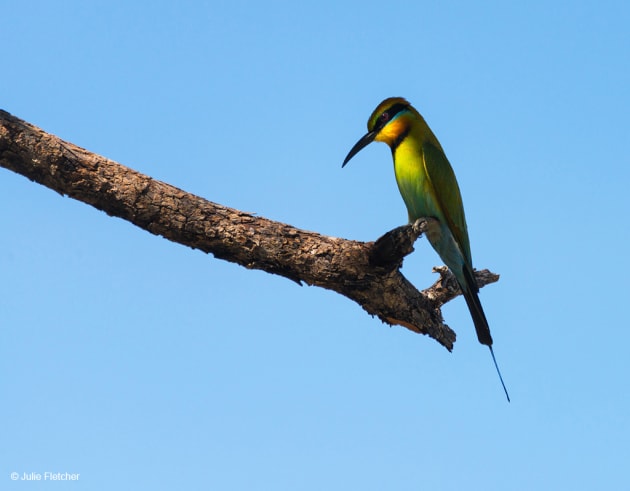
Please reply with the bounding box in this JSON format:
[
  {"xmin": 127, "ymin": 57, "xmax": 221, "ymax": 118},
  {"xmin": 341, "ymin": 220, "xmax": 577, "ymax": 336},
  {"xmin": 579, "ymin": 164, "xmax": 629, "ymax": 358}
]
[{"xmin": 342, "ymin": 97, "xmax": 509, "ymax": 401}]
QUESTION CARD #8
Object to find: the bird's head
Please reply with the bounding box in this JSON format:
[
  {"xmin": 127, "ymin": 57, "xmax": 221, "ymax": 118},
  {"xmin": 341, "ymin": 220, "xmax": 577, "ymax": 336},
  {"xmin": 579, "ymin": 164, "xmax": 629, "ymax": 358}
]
[{"xmin": 342, "ymin": 97, "xmax": 413, "ymax": 167}]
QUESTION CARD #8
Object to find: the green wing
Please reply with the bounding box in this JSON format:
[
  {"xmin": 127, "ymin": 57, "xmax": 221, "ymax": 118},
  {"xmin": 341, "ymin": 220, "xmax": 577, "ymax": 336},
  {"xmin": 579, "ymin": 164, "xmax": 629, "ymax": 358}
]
[{"xmin": 421, "ymin": 141, "xmax": 473, "ymax": 265}]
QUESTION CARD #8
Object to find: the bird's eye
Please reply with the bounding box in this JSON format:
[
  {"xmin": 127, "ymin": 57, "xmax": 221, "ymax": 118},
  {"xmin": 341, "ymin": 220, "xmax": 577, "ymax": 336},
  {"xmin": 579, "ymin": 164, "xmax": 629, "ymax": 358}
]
[{"xmin": 380, "ymin": 112, "xmax": 390, "ymax": 122}]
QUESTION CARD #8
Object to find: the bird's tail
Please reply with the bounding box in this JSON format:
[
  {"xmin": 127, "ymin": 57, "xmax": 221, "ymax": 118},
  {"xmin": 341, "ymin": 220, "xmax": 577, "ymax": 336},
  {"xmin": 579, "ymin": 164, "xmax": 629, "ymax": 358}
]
[
  {"xmin": 461, "ymin": 266, "xmax": 510, "ymax": 402},
  {"xmin": 461, "ymin": 265, "xmax": 492, "ymax": 346}
]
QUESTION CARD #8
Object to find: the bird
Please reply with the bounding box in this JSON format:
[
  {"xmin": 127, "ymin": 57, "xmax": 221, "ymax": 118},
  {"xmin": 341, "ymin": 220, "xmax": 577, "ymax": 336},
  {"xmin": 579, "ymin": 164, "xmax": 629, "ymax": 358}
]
[{"xmin": 342, "ymin": 97, "xmax": 509, "ymax": 401}]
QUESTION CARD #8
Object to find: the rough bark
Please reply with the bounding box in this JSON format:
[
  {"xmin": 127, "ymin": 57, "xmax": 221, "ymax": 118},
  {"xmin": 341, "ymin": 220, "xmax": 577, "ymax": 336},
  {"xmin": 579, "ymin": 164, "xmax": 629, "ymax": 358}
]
[{"xmin": 0, "ymin": 110, "xmax": 499, "ymax": 350}]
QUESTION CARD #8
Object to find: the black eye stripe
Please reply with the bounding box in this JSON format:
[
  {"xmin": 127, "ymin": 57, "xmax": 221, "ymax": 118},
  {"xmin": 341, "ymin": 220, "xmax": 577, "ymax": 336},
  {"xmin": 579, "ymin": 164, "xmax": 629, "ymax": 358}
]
[{"xmin": 373, "ymin": 102, "xmax": 409, "ymax": 131}]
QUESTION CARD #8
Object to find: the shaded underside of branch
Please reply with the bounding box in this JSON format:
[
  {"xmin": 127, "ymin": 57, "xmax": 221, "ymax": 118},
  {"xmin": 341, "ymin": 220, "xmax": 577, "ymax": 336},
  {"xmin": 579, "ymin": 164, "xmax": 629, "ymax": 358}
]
[{"xmin": 0, "ymin": 110, "xmax": 499, "ymax": 350}]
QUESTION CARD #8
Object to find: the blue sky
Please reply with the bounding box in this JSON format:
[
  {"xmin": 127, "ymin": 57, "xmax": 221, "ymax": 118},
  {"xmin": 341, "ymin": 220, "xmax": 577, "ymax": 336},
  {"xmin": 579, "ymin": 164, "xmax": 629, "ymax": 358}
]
[{"xmin": 2, "ymin": 1, "xmax": 629, "ymax": 489}]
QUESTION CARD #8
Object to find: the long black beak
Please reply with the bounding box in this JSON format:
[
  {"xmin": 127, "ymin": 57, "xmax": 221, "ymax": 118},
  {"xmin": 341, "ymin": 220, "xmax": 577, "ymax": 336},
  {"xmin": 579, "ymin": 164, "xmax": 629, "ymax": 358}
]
[{"xmin": 342, "ymin": 130, "xmax": 377, "ymax": 167}]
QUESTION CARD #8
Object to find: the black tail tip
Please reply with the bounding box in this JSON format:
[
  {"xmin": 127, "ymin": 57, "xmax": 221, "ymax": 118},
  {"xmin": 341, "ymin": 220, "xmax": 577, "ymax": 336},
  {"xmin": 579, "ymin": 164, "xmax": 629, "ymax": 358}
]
[{"xmin": 488, "ymin": 346, "xmax": 510, "ymax": 402}]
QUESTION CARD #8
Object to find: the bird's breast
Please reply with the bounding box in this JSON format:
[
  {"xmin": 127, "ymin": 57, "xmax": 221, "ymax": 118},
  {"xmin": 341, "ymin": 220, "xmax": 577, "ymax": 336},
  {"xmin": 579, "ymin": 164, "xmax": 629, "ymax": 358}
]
[{"xmin": 393, "ymin": 141, "xmax": 439, "ymax": 222}]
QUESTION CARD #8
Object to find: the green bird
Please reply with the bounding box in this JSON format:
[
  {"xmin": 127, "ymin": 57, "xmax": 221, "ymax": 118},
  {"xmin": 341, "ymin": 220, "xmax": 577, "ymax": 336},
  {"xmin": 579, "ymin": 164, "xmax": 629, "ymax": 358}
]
[{"xmin": 342, "ymin": 97, "xmax": 509, "ymax": 401}]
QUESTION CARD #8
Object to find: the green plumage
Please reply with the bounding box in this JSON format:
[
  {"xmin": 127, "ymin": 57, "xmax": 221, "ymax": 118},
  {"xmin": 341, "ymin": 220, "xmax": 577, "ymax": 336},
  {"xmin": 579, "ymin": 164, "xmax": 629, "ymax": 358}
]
[{"xmin": 343, "ymin": 97, "xmax": 509, "ymax": 401}]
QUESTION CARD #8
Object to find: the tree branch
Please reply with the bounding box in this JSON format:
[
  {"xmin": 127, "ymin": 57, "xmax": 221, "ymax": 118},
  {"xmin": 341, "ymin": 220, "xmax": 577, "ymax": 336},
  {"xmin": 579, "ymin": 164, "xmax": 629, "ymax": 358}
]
[{"xmin": 0, "ymin": 110, "xmax": 498, "ymax": 351}]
